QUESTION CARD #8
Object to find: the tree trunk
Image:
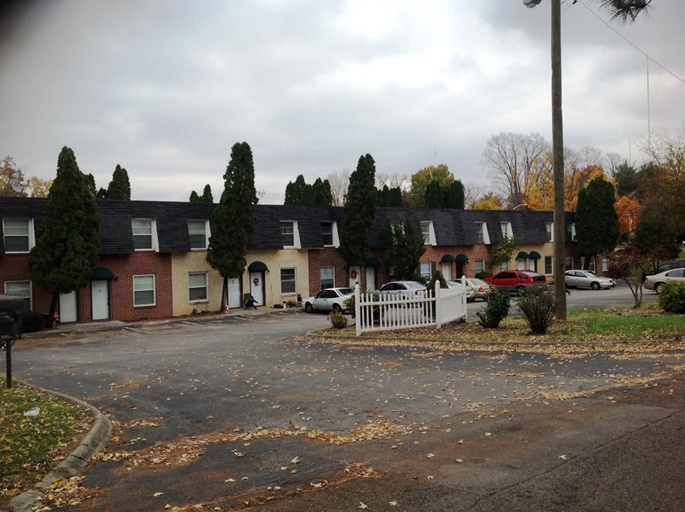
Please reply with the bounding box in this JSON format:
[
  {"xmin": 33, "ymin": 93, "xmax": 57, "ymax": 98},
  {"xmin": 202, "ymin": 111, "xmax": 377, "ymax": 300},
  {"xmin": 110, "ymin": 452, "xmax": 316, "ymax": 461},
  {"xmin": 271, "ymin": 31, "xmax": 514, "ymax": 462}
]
[
  {"xmin": 48, "ymin": 292, "xmax": 59, "ymax": 328},
  {"xmin": 221, "ymin": 276, "xmax": 228, "ymax": 312}
]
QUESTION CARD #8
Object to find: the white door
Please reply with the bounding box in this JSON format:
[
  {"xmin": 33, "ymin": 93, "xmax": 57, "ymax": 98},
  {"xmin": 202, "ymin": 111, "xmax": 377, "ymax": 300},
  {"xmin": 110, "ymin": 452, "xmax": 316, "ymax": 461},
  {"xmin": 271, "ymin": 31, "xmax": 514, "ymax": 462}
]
[
  {"xmin": 227, "ymin": 277, "xmax": 242, "ymax": 309},
  {"xmin": 59, "ymin": 291, "xmax": 78, "ymax": 323},
  {"xmin": 91, "ymin": 280, "xmax": 110, "ymax": 320},
  {"xmin": 249, "ymin": 272, "xmax": 264, "ymax": 306},
  {"xmin": 349, "ymin": 266, "xmax": 361, "ymax": 288},
  {"xmin": 365, "ymin": 267, "xmax": 376, "ymax": 292},
  {"xmin": 441, "ymin": 263, "xmax": 452, "ymax": 281}
]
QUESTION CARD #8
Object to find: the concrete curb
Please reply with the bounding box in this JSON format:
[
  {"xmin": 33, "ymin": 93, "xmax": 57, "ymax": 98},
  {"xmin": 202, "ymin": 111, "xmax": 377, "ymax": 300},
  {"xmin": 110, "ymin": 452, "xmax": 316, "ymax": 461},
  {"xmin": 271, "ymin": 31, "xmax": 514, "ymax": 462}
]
[{"xmin": 8, "ymin": 387, "xmax": 112, "ymax": 512}]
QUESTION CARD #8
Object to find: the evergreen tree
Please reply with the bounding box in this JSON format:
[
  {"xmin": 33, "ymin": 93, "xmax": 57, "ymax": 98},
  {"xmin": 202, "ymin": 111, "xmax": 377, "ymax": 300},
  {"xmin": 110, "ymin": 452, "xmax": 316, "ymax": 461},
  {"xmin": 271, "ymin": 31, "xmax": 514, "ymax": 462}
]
[
  {"xmin": 206, "ymin": 142, "xmax": 258, "ymax": 310},
  {"xmin": 339, "ymin": 154, "xmax": 377, "ymax": 265},
  {"xmin": 424, "ymin": 180, "xmax": 444, "ymax": 208},
  {"xmin": 446, "ymin": 180, "xmax": 465, "ymax": 209},
  {"xmin": 385, "ymin": 217, "xmax": 426, "ymax": 280},
  {"xmin": 84, "ymin": 173, "xmax": 97, "ymax": 197},
  {"xmin": 201, "ymin": 184, "xmax": 213, "ymax": 203},
  {"xmin": 311, "ymin": 178, "xmax": 333, "ymax": 206},
  {"xmin": 97, "ymin": 187, "xmax": 108, "ymax": 199},
  {"xmin": 189, "ymin": 190, "xmax": 200, "ymax": 202},
  {"xmin": 28, "ymin": 147, "xmax": 100, "ymax": 321},
  {"xmin": 284, "ymin": 175, "xmax": 310, "ymax": 205},
  {"xmin": 575, "ymin": 178, "xmax": 620, "ymax": 267},
  {"xmin": 107, "ymin": 164, "xmax": 131, "ymax": 200}
]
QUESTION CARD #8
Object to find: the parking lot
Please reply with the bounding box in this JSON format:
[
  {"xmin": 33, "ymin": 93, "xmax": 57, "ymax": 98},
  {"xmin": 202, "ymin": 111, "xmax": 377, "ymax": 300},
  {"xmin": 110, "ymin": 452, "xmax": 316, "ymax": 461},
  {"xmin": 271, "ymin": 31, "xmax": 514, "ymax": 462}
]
[{"xmin": 9, "ymin": 285, "xmax": 684, "ymax": 511}]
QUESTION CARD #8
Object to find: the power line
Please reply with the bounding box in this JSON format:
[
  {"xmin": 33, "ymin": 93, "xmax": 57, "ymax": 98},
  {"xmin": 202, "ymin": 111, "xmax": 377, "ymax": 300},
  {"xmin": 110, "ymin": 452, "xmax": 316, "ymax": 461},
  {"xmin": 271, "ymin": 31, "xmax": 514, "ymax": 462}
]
[{"xmin": 576, "ymin": 0, "xmax": 685, "ymax": 85}]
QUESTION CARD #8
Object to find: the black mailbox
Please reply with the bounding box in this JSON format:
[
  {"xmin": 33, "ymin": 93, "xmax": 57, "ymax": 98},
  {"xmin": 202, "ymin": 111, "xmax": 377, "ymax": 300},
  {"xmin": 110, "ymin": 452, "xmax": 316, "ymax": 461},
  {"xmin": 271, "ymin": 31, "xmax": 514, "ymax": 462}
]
[{"xmin": 0, "ymin": 294, "xmax": 23, "ymax": 388}]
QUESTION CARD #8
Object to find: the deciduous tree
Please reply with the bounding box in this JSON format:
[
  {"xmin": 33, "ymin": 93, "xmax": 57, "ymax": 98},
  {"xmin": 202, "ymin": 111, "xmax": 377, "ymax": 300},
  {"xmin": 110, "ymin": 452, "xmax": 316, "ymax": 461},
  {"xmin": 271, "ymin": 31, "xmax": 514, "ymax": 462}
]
[
  {"xmin": 409, "ymin": 164, "xmax": 453, "ymax": 207},
  {"xmin": 0, "ymin": 155, "xmax": 28, "ymax": 197},
  {"xmin": 206, "ymin": 142, "xmax": 258, "ymax": 310},
  {"xmin": 25, "ymin": 176, "xmax": 53, "ymax": 198},
  {"xmin": 574, "ymin": 178, "xmax": 620, "ymax": 267},
  {"xmin": 28, "ymin": 147, "xmax": 100, "ymax": 321}
]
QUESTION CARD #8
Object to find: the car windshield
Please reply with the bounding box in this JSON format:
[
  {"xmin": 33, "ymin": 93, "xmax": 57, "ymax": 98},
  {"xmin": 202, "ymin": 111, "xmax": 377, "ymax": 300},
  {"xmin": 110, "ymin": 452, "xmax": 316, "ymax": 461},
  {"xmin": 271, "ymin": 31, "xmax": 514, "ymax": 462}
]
[
  {"xmin": 469, "ymin": 278, "xmax": 486, "ymax": 286},
  {"xmin": 405, "ymin": 282, "xmax": 424, "ymax": 289}
]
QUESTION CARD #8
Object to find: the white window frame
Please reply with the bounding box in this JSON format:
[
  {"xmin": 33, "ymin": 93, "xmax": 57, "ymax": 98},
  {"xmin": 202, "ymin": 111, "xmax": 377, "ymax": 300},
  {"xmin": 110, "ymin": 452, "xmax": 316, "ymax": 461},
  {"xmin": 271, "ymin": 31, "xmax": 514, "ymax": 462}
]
[
  {"xmin": 474, "ymin": 259, "xmax": 485, "ymax": 275},
  {"xmin": 133, "ymin": 274, "xmax": 156, "ymax": 307},
  {"xmin": 476, "ymin": 222, "xmax": 490, "ymax": 244},
  {"xmin": 500, "ymin": 261, "xmax": 510, "ymax": 271},
  {"xmin": 132, "ymin": 219, "xmax": 159, "ymax": 251},
  {"xmin": 602, "ymin": 257, "xmax": 609, "ymax": 272},
  {"xmin": 546, "ymin": 222, "xmax": 554, "ymax": 242},
  {"xmin": 188, "ymin": 272, "xmax": 208, "ymax": 302},
  {"xmin": 280, "ymin": 221, "xmax": 301, "ymax": 248},
  {"xmin": 281, "ymin": 268, "xmax": 297, "ymax": 295},
  {"xmin": 188, "ymin": 220, "xmax": 210, "ymax": 250},
  {"xmin": 500, "ymin": 222, "xmax": 513, "ymax": 238},
  {"xmin": 545, "ymin": 256, "xmax": 553, "ymax": 275},
  {"xmin": 321, "ymin": 221, "xmax": 339, "ymax": 247},
  {"xmin": 3, "ymin": 219, "xmax": 35, "ymax": 253},
  {"xmin": 4, "ymin": 280, "xmax": 32, "ymax": 310},
  {"xmin": 419, "ymin": 261, "xmax": 436, "ymax": 281},
  {"xmin": 320, "ymin": 266, "xmax": 335, "ymax": 290},
  {"xmin": 421, "ymin": 221, "xmax": 436, "ymax": 245}
]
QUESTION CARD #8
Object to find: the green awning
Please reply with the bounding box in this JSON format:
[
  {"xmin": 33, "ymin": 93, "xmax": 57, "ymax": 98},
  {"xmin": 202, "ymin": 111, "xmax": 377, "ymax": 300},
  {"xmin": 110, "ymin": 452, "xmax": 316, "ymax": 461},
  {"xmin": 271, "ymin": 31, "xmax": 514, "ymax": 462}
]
[
  {"xmin": 248, "ymin": 261, "xmax": 268, "ymax": 272},
  {"xmin": 455, "ymin": 253, "xmax": 469, "ymax": 263},
  {"xmin": 349, "ymin": 260, "xmax": 364, "ymax": 267},
  {"xmin": 92, "ymin": 267, "xmax": 114, "ymax": 280},
  {"xmin": 529, "ymin": 251, "xmax": 542, "ymax": 259},
  {"xmin": 440, "ymin": 254, "xmax": 455, "ymax": 263},
  {"xmin": 516, "ymin": 251, "xmax": 529, "ymax": 260},
  {"xmin": 365, "ymin": 257, "xmax": 381, "ymax": 267}
]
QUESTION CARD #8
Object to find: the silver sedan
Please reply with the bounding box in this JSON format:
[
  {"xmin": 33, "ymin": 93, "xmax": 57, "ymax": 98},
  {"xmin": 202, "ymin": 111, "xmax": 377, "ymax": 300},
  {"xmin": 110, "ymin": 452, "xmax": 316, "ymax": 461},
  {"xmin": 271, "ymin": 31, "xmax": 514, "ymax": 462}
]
[
  {"xmin": 304, "ymin": 287, "xmax": 354, "ymax": 313},
  {"xmin": 565, "ymin": 270, "xmax": 614, "ymax": 290}
]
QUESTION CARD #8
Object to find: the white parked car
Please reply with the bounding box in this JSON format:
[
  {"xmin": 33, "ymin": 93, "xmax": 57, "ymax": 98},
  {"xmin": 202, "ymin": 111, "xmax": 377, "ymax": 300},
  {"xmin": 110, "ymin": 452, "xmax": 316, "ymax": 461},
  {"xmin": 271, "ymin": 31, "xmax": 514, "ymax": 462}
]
[
  {"xmin": 463, "ymin": 278, "xmax": 494, "ymax": 302},
  {"xmin": 565, "ymin": 270, "xmax": 614, "ymax": 290},
  {"xmin": 446, "ymin": 280, "xmax": 474, "ymax": 301},
  {"xmin": 644, "ymin": 268, "xmax": 685, "ymax": 294},
  {"xmin": 304, "ymin": 288, "xmax": 354, "ymax": 313},
  {"xmin": 377, "ymin": 281, "xmax": 427, "ymax": 297}
]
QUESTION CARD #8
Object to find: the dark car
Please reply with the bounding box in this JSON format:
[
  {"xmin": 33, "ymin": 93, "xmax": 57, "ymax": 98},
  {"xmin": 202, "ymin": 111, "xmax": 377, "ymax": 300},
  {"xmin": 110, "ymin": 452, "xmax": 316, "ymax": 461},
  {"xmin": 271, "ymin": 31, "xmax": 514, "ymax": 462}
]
[{"xmin": 484, "ymin": 270, "xmax": 548, "ymax": 295}]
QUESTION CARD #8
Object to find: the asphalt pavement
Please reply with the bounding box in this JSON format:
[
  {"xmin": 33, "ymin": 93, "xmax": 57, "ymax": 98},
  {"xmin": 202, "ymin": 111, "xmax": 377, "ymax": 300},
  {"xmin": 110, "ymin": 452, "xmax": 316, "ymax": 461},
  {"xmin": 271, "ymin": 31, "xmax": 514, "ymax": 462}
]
[{"xmin": 6, "ymin": 285, "xmax": 684, "ymax": 512}]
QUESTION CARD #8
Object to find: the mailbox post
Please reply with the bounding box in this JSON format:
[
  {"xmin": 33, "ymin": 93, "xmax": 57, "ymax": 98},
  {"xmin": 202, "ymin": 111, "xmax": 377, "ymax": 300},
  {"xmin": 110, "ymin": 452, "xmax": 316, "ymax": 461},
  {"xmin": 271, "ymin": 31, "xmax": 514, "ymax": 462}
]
[{"xmin": 0, "ymin": 294, "xmax": 23, "ymax": 389}]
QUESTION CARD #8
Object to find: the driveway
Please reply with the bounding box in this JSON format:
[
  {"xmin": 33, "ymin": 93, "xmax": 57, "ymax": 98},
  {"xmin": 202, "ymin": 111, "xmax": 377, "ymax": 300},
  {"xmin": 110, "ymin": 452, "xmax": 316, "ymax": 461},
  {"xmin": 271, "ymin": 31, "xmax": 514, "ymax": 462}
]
[{"xmin": 11, "ymin": 300, "xmax": 685, "ymax": 511}]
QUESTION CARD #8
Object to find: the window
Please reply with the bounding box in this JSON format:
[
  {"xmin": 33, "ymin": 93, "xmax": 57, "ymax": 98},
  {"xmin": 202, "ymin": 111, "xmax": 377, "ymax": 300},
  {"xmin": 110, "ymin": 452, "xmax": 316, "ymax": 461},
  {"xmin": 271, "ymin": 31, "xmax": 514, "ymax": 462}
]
[
  {"xmin": 281, "ymin": 268, "xmax": 296, "ymax": 295},
  {"xmin": 420, "ymin": 222, "xmax": 435, "ymax": 245},
  {"xmin": 475, "ymin": 259, "xmax": 485, "ymax": 275},
  {"xmin": 419, "ymin": 262, "xmax": 436, "ymax": 281},
  {"xmin": 602, "ymin": 257, "xmax": 609, "ymax": 272},
  {"xmin": 321, "ymin": 222, "xmax": 334, "ymax": 246},
  {"xmin": 3, "ymin": 219, "xmax": 33, "ymax": 253},
  {"xmin": 133, "ymin": 219, "xmax": 154, "ymax": 250},
  {"xmin": 320, "ymin": 266, "xmax": 334, "ymax": 290},
  {"xmin": 567, "ymin": 222, "xmax": 577, "ymax": 241},
  {"xmin": 188, "ymin": 273, "xmax": 208, "ymax": 302},
  {"xmin": 545, "ymin": 256, "xmax": 553, "ymax": 275},
  {"xmin": 5, "ymin": 281, "xmax": 31, "ymax": 310},
  {"xmin": 500, "ymin": 222, "xmax": 513, "ymax": 238},
  {"xmin": 500, "ymin": 261, "xmax": 509, "ymax": 271},
  {"xmin": 546, "ymin": 222, "xmax": 553, "ymax": 242},
  {"xmin": 476, "ymin": 222, "xmax": 490, "ymax": 244},
  {"xmin": 281, "ymin": 221, "xmax": 294, "ymax": 247},
  {"xmin": 188, "ymin": 220, "xmax": 209, "ymax": 249},
  {"xmin": 133, "ymin": 275, "xmax": 156, "ymax": 306},
  {"xmin": 565, "ymin": 256, "xmax": 573, "ymax": 270}
]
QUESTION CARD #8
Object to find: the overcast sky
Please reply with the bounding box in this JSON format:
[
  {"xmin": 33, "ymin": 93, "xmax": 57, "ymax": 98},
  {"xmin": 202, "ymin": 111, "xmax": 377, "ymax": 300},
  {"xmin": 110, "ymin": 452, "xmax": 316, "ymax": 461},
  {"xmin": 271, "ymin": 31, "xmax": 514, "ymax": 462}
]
[{"xmin": 1, "ymin": 0, "xmax": 683, "ymax": 204}]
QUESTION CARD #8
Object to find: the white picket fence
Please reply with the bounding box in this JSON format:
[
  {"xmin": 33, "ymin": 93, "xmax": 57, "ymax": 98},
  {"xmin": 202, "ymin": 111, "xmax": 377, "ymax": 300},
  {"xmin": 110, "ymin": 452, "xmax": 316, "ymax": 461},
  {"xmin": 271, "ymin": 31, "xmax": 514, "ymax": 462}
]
[{"xmin": 354, "ymin": 279, "xmax": 468, "ymax": 336}]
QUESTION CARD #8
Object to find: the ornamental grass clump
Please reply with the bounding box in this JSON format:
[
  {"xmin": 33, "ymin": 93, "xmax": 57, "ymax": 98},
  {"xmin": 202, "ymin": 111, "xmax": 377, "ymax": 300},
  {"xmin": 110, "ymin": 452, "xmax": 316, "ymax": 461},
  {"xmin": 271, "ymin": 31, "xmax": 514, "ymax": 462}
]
[{"xmin": 517, "ymin": 289, "xmax": 557, "ymax": 334}]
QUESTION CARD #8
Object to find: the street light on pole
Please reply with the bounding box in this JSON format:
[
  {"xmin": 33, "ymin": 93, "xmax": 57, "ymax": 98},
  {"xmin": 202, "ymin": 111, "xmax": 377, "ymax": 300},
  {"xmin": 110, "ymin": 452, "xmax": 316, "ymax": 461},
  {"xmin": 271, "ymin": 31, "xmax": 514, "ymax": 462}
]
[{"xmin": 523, "ymin": 0, "xmax": 567, "ymax": 320}]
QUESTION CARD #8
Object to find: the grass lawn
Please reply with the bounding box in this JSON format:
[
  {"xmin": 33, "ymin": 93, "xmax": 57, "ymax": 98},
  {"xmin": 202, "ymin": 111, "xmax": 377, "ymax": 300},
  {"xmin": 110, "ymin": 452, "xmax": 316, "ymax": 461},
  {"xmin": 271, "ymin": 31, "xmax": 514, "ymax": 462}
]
[{"xmin": 0, "ymin": 379, "xmax": 91, "ymax": 505}]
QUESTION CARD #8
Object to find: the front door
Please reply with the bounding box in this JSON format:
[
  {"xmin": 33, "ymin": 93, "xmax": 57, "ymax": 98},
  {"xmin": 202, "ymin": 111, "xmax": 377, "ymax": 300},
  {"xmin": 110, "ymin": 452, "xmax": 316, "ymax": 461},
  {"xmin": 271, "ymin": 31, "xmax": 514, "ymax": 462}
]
[
  {"xmin": 59, "ymin": 291, "xmax": 78, "ymax": 323},
  {"xmin": 227, "ymin": 277, "xmax": 242, "ymax": 309},
  {"xmin": 349, "ymin": 266, "xmax": 361, "ymax": 288},
  {"xmin": 364, "ymin": 267, "xmax": 375, "ymax": 292},
  {"xmin": 249, "ymin": 272, "xmax": 264, "ymax": 307},
  {"xmin": 91, "ymin": 280, "xmax": 110, "ymax": 321}
]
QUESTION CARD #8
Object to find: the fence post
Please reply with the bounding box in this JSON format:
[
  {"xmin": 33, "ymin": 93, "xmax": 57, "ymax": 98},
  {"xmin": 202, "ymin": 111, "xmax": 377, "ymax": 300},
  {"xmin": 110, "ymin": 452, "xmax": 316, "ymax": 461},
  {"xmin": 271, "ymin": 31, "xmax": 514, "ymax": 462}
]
[
  {"xmin": 355, "ymin": 284, "xmax": 361, "ymax": 337},
  {"xmin": 462, "ymin": 274, "xmax": 468, "ymax": 322},
  {"xmin": 435, "ymin": 283, "xmax": 441, "ymax": 328}
]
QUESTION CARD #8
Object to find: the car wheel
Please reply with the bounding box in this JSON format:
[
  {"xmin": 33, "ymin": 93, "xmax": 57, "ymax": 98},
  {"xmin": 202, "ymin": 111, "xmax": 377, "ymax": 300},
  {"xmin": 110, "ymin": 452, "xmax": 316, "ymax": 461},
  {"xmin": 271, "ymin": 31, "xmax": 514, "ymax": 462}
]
[
  {"xmin": 654, "ymin": 282, "xmax": 664, "ymax": 294},
  {"xmin": 305, "ymin": 303, "xmax": 314, "ymax": 313},
  {"xmin": 516, "ymin": 285, "xmax": 525, "ymax": 296},
  {"xmin": 332, "ymin": 303, "xmax": 342, "ymax": 313},
  {"xmin": 591, "ymin": 282, "xmax": 600, "ymax": 290}
]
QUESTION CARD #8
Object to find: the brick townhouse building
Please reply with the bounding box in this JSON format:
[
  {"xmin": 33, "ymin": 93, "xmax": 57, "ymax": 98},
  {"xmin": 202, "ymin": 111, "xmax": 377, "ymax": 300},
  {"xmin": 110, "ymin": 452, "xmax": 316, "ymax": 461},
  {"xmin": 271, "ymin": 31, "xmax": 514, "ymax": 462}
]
[{"xmin": 0, "ymin": 197, "xmax": 579, "ymax": 324}]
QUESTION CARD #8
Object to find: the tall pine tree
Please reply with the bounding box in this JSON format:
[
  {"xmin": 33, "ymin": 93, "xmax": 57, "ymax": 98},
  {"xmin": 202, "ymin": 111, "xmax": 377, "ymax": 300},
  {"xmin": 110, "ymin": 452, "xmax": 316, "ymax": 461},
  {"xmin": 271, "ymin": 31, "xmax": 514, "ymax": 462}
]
[
  {"xmin": 107, "ymin": 164, "xmax": 131, "ymax": 200},
  {"xmin": 339, "ymin": 154, "xmax": 377, "ymax": 265},
  {"xmin": 28, "ymin": 147, "xmax": 100, "ymax": 321},
  {"xmin": 206, "ymin": 142, "xmax": 258, "ymax": 310},
  {"xmin": 575, "ymin": 177, "xmax": 619, "ymax": 268}
]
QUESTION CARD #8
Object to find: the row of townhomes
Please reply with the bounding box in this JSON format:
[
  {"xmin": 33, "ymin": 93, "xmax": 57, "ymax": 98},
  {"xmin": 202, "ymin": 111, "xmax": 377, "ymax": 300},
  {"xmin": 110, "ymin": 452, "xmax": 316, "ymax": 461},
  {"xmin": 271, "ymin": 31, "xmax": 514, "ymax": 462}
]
[{"xmin": 0, "ymin": 197, "xmax": 581, "ymax": 324}]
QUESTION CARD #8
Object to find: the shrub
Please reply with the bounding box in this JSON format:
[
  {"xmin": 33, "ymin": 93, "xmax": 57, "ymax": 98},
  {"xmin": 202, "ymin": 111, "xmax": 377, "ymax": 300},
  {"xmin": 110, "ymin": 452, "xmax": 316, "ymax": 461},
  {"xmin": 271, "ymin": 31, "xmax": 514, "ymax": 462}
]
[
  {"xmin": 329, "ymin": 312, "xmax": 348, "ymax": 329},
  {"xmin": 658, "ymin": 282, "xmax": 685, "ymax": 314},
  {"xmin": 517, "ymin": 289, "xmax": 556, "ymax": 334},
  {"xmin": 20, "ymin": 310, "xmax": 45, "ymax": 333},
  {"xmin": 475, "ymin": 271, "xmax": 492, "ymax": 280},
  {"xmin": 476, "ymin": 287, "xmax": 510, "ymax": 328}
]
